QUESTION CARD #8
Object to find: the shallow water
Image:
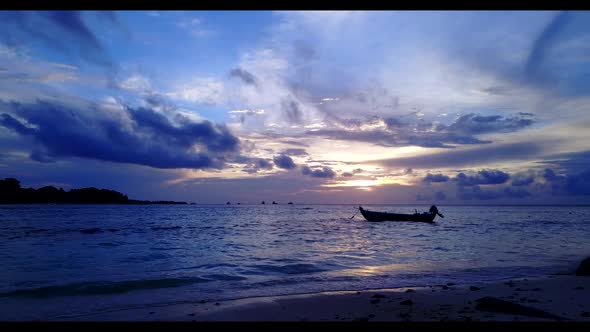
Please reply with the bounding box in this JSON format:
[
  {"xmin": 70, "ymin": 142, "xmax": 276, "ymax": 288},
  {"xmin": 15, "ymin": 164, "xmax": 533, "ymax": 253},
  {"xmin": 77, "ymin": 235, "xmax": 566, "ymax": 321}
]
[{"xmin": 0, "ymin": 204, "xmax": 589, "ymax": 320}]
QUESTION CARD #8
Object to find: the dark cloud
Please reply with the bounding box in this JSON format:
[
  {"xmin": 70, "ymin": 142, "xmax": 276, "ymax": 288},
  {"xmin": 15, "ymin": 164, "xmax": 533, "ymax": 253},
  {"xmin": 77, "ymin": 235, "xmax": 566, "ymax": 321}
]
[
  {"xmin": 445, "ymin": 113, "xmax": 534, "ymax": 135},
  {"xmin": 0, "ymin": 11, "xmax": 116, "ymax": 69},
  {"xmin": 282, "ymin": 100, "xmax": 303, "ymax": 124},
  {"xmin": 455, "ymin": 169, "xmax": 510, "ymax": 186},
  {"xmin": 0, "ymin": 113, "xmax": 36, "ymax": 135},
  {"xmin": 341, "ymin": 172, "xmax": 353, "ymax": 177},
  {"xmin": 273, "ymin": 154, "xmax": 296, "ymax": 170},
  {"xmin": 565, "ymin": 168, "xmax": 590, "ymax": 196},
  {"xmin": 374, "ymin": 142, "xmax": 544, "ymax": 169},
  {"xmin": 511, "ymin": 171, "xmax": 535, "ymax": 186},
  {"xmin": 301, "ymin": 166, "xmax": 336, "ymax": 179},
  {"xmin": 305, "ymin": 128, "xmax": 489, "ymax": 149},
  {"xmin": 308, "ymin": 112, "xmax": 533, "ymax": 149},
  {"xmin": 541, "ymin": 150, "xmax": 590, "ymax": 175},
  {"xmin": 543, "ymin": 168, "xmax": 562, "ymax": 182},
  {"xmin": 404, "ymin": 168, "xmax": 413, "ymax": 174},
  {"xmin": 353, "ymin": 168, "xmax": 363, "ymax": 174},
  {"xmin": 544, "ymin": 166, "xmax": 590, "ymax": 196},
  {"xmin": 423, "ymin": 173, "xmax": 450, "ymax": 183},
  {"xmin": 0, "ymin": 99, "xmax": 240, "ymax": 169},
  {"xmin": 241, "ymin": 157, "xmax": 273, "ymax": 174},
  {"xmin": 280, "ymin": 148, "xmax": 308, "ymax": 156},
  {"xmin": 229, "ymin": 68, "xmax": 258, "ymax": 86}
]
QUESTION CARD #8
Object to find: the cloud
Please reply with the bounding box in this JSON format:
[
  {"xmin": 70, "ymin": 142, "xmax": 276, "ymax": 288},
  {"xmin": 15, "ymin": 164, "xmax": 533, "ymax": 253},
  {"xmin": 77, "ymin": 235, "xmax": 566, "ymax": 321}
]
[
  {"xmin": 423, "ymin": 173, "xmax": 450, "ymax": 183},
  {"xmin": 167, "ymin": 79, "xmax": 225, "ymax": 105},
  {"xmin": 504, "ymin": 187, "xmax": 532, "ymax": 198},
  {"xmin": 273, "ymin": 154, "xmax": 296, "ymax": 169},
  {"xmin": 373, "ymin": 142, "xmax": 545, "ymax": 169},
  {"xmin": 119, "ymin": 74, "xmax": 151, "ymax": 92},
  {"xmin": 511, "ymin": 171, "xmax": 535, "ymax": 186},
  {"xmin": 455, "ymin": 169, "xmax": 510, "ymax": 186},
  {"xmin": 0, "ymin": 113, "xmax": 35, "ymax": 135},
  {"xmin": 280, "ymin": 148, "xmax": 308, "ymax": 156},
  {"xmin": 0, "ymin": 11, "xmax": 116, "ymax": 69},
  {"xmin": 565, "ymin": 168, "xmax": 590, "ymax": 196},
  {"xmin": 305, "ymin": 127, "xmax": 489, "ymax": 149},
  {"xmin": 305, "ymin": 112, "xmax": 533, "ymax": 149},
  {"xmin": 301, "ymin": 165, "xmax": 336, "ymax": 179},
  {"xmin": 281, "ymin": 99, "xmax": 303, "ymax": 124},
  {"xmin": 445, "ymin": 113, "xmax": 534, "ymax": 135},
  {"xmin": 241, "ymin": 157, "xmax": 274, "ymax": 174},
  {"xmin": 544, "ymin": 167, "xmax": 590, "ymax": 196},
  {"xmin": 0, "ymin": 99, "xmax": 240, "ymax": 169},
  {"xmin": 459, "ymin": 186, "xmax": 531, "ymax": 200},
  {"xmin": 230, "ymin": 68, "xmax": 258, "ymax": 86},
  {"xmin": 525, "ymin": 11, "xmax": 572, "ymax": 82},
  {"xmin": 281, "ymin": 140, "xmax": 309, "ymax": 147},
  {"xmin": 458, "ymin": 186, "xmax": 503, "ymax": 200},
  {"xmin": 435, "ymin": 191, "xmax": 447, "ymax": 200}
]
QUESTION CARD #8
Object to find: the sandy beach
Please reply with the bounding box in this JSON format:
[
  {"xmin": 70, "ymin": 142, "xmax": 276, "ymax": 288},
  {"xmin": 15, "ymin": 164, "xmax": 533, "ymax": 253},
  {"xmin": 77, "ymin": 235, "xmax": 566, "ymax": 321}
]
[{"xmin": 49, "ymin": 274, "xmax": 590, "ymax": 322}]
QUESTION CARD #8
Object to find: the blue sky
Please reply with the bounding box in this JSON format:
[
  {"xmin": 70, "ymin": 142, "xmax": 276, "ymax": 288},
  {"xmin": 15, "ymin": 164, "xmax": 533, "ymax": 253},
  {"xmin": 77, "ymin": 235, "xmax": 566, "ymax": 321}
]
[{"xmin": 1, "ymin": 11, "xmax": 590, "ymax": 204}]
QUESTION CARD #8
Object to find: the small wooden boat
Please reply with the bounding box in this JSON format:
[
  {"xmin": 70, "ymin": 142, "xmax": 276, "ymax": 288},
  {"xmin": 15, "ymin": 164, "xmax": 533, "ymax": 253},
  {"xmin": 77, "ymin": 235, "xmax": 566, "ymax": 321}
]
[{"xmin": 358, "ymin": 205, "xmax": 444, "ymax": 223}]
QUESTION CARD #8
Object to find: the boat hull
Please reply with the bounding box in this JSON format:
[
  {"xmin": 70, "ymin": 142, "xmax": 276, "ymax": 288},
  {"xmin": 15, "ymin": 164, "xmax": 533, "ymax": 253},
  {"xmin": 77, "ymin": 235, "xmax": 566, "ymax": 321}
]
[{"xmin": 358, "ymin": 207, "xmax": 436, "ymax": 223}]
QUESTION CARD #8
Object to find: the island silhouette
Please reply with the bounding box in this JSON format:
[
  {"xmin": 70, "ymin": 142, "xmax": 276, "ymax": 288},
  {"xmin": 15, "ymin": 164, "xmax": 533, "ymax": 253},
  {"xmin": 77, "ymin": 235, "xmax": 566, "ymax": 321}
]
[{"xmin": 0, "ymin": 177, "xmax": 187, "ymax": 204}]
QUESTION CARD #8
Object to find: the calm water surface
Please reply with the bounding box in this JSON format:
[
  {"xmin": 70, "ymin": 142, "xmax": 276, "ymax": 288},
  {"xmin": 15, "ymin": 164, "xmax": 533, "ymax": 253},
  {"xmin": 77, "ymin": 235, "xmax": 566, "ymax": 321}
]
[{"xmin": 1, "ymin": 204, "xmax": 589, "ymax": 320}]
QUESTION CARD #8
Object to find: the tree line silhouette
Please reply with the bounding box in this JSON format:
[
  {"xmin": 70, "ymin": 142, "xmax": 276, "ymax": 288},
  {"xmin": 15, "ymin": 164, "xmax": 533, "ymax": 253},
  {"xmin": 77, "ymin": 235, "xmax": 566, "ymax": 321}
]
[{"xmin": 0, "ymin": 178, "xmax": 186, "ymax": 204}]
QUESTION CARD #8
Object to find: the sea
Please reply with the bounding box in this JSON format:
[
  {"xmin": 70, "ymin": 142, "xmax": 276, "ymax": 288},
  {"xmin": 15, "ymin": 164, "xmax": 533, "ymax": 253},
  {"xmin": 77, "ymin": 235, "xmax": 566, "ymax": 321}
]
[{"xmin": 0, "ymin": 204, "xmax": 589, "ymax": 320}]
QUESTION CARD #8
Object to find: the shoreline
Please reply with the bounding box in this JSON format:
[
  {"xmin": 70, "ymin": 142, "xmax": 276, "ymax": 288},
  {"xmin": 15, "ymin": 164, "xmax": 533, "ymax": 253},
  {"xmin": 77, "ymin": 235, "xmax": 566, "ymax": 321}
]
[{"xmin": 50, "ymin": 274, "xmax": 590, "ymax": 322}]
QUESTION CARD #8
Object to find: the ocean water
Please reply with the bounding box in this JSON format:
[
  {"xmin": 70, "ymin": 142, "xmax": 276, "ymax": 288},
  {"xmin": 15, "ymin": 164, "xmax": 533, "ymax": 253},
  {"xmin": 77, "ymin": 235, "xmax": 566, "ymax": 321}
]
[{"xmin": 0, "ymin": 204, "xmax": 589, "ymax": 320}]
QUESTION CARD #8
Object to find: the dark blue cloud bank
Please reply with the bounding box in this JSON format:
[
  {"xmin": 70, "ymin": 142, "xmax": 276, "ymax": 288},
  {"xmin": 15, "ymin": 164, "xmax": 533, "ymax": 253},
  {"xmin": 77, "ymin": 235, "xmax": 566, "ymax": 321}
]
[
  {"xmin": 273, "ymin": 154, "xmax": 297, "ymax": 170},
  {"xmin": 0, "ymin": 100, "xmax": 240, "ymax": 169},
  {"xmin": 301, "ymin": 166, "xmax": 336, "ymax": 179},
  {"xmin": 419, "ymin": 164, "xmax": 590, "ymax": 201},
  {"xmin": 423, "ymin": 173, "xmax": 450, "ymax": 183},
  {"xmin": 306, "ymin": 112, "xmax": 534, "ymax": 149}
]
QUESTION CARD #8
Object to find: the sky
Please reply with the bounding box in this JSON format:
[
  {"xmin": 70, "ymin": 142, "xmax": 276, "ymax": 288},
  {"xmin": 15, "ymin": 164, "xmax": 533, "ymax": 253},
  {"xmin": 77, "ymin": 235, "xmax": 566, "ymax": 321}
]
[{"xmin": 1, "ymin": 10, "xmax": 590, "ymax": 204}]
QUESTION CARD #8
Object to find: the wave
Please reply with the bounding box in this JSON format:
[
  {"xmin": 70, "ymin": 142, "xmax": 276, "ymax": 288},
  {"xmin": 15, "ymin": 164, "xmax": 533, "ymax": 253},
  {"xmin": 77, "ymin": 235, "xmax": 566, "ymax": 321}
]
[
  {"xmin": 80, "ymin": 228, "xmax": 102, "ymax": 234},
  {"xmin": 249, "ymin": 263, "xmax": 327, "ymax": 275},
  {"xmin": 151, "ymin": 226, "xmax": 182, "ymax": 231},
  {"xmin": 0, "ymin": 277, "xmax": 209, "ymax": 299}
]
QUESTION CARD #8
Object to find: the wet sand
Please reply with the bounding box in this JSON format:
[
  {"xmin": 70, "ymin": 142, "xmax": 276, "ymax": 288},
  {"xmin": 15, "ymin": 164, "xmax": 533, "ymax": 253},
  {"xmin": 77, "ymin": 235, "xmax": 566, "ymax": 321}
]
[{"xmin": 48, "ymin": 274, "xmax": 590, "ymax": 322}]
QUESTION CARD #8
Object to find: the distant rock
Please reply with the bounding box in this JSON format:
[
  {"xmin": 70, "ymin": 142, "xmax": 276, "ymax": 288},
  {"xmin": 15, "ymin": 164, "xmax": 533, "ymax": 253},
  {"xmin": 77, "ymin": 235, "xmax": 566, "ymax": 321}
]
[
  {"xmin": 400, "ymin": 299, "xmax": 413, "ymax": 305},
  {"xmin": 575, "ymin": 257, "xmax": 590, "ymax": 276},
  {"xmin": 404, "ymin": 289, "xmax": 415, "ymax": 293},
  {"xmin": 470, "ymin": 286, "xmax": 481, "ymax": 291},
  {"xmin": 372, "ymin": 294, "xmax": 387, "ymax": 298}
]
